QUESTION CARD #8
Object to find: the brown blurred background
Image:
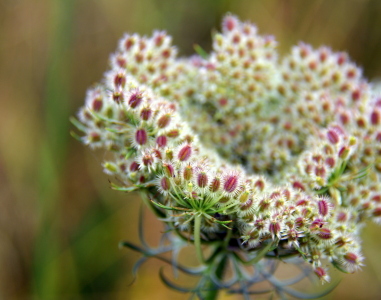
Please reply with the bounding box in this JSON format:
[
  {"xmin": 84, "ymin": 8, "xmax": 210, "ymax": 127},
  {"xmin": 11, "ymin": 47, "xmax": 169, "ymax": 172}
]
[{"xmin": 1, "ymin": 0, "xmax": 381, "ymax": 299}]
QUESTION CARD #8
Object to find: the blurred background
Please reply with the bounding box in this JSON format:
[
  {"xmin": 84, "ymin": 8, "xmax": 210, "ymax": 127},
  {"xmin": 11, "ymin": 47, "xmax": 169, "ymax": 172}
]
[{"xmin": 1, "ymin": 0, "xmax": 381, "ymax": 299}]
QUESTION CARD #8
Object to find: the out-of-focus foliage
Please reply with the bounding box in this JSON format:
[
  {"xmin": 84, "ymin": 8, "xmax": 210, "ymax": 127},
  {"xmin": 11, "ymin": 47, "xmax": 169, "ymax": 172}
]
[{"xmin": 1, "ymin": 1, "xmax": 381, "ymax": 299}]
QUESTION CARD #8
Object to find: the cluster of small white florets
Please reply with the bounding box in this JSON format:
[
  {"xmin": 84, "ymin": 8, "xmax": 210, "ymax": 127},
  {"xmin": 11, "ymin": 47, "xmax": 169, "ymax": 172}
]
[{"xmin": 76, "ymin": 14, "xmax": 381, "ymax": 283}]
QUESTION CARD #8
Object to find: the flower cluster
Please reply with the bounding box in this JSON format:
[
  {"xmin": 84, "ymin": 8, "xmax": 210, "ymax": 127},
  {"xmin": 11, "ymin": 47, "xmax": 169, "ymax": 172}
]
[{"xmin": 74, "ymin": 14, "xmax": 381, "ymax": 291}]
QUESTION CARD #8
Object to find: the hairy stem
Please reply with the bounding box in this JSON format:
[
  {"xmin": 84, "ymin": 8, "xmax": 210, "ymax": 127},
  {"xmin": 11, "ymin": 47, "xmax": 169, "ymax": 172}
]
[{"xmin": 194, "ymin": 214, "xmax": 206, "ymax": 265}]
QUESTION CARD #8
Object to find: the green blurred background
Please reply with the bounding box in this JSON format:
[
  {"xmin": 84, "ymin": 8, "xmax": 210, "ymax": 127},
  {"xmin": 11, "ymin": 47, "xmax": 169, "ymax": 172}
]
[{"xmin": 1, "ymin": 0, "xmax": 381, "ymax": 299}]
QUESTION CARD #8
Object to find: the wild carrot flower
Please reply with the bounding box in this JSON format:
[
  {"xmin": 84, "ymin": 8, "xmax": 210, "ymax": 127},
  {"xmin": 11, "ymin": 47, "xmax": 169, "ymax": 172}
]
[{"xmin": 73, "ymin": 14, "xmax": 381, "ymax": 299}]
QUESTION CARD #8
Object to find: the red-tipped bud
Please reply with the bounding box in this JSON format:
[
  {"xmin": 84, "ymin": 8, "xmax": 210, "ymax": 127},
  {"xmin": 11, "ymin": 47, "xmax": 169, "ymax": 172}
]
[
  {"xmin": 210, "ymin": 177, "xmax": 221, "ymax": 192},
  {"xmin": 152, "ymin": 149, "xmax": 162, "ymax": 159},
  {"xmin": 327, "ymin": 129, "xmax": 339, "ymax": 144},
  {"xmin": 129, "ymin": 161, "xmax": 140, "ymax": 172},
  {"xmin": 292, "ymin": 181, "xmax": 305, "ymax": 191},
  {"xmin": 314, "ymin": 267, "xmax": 330, "ymax": 283},
  {"xmin": 315, "ymin": 166, "xmax": 326, "ymax": 178},
  {"xmin": 325, "ymin": 157, "xmax": 335, "ymax": 168},
  {"xmin": 183, "ymin": 165, "xmax": 193, "ymax": 181},
  {"xmin": 352, "ymin": 89, "xmax": 361, "ymax": 101},
  {"xmin": 258, "ymin": 198, "xmax": 271, "ymax": 211},
  {"xmin": 296, "ymin": 199, "xmax": 309, "ymax": 206},
  {"xmin": 269, "ymin": 220, "xmax": 281, "ymax": 238},
  {"xmin": 161, "ymin": 48, "xmax": 171, "ymax": 59},
  {"xmin": 283, "ymin": 189, "xmax": 291, "ymax": 200},
  {"xmin": 337, "ymin": 211, "xmax": 348, "ymax": 222},
  {"xmin": 142, "ymin": 154, "xmax": 154, "ymax": 167},
  {"xmin": 343, "ymin": 252, "xmax": 363, "ymax": 272},
  {"xmin": 254, "ymin": 178, "xmax": 265, "ymax": 191},
  {"xmin": 310, "ymin": 218, "xmax": 325, "ymax": 229},
  {"xmin": 89, "ymin": 132, "xmax": 101, "ymax": 143},
  {"xmin": 373, "ymin": 207, "xmax": 381, "ymax": 217},
  {"xmin": 92, "ymin": 97, "xmax": 103, "ymax": 112},
  {"xmin": 113, "ymin": 91, "xmax": 124, "ymax": 104},
  {"xmin": 167, "ymin": 129, "xmax": 180, "ymax": 138},
  {"xmin": 114, "ymin": 73, "xmax": 126, "ymax": 87},
  {"xmin": 125, "ymin": 36, "xmax": 135, "ymax": 50},
  {"xmin": 154, "ymin": 32, "xmax": 165, "ymax": 47},
  {"xmin": 156, "ymin": 135, "xmax": 167, "ymax": 148},
  {"xmin": 223, "ymin": 174, "xmax": 239, "ymax": 193},
  {"xmin": 295, "ymin": 217, "xmax": 306, "ymax": 228},
  {"xmin": 162, "ymin": 162, "xmax": 174, "ymax": 177},
  {"xmin": 240, "ymin": 199, "xmax": 253, "ymax": 211},
  {"xmin": 178, "ymin": 144, "xmax": 192, "ymax": 161},
  {"xmin": 140, "ymin": 107, "xmax": 152, "ymax": 121},
  {"xmin": 160, "ymin": 177, "xmax": 171, "ymax": 192},
  {"xmin": 128, "ymin": 91, "xmax": 143, "ymax": 108},
  {"xmin": 197, "ymin": 172, "xmax": 208, "ymax": 188},
  {"xmin": 337, "ymin": 53, "xmax": 347, "ymax": 65},
  {"xmin": 317, "ymin": 198, "xmax": 331, "ymax": 217},
  {"xmin": 135, "ymin": 129, "xmax": 148, "ymax": 146},
  {"xmin": 223, "ymin": 15, "xmax": 238, "ymax": 31},
  {"xmin": 338, "ymin": 146, "xmax": 350, "ymax": 159},
  {"xmin": 157, "ymin": 114, "xmax": 171, "ymax": 128},
  {"xmin": 317, "ymin": 227, "xmax": 332, "ymax": 240},
  {"xmin": 116, "ymin": 55, "xmax": 126, "ymax": 68},
  {"xmin": 371, "ymin": 110, "xmax": 380, "ymax": 125}
]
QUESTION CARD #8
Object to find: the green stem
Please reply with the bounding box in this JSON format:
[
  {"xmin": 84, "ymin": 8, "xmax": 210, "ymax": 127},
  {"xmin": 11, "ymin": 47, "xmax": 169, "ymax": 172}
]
[
  {"xmin": 194, "ymin": 214, "xmax": 206, "ymax": 264},
  {"xmin": 202, "ymin": 254, "xmax": 228, "ymax": 300}
]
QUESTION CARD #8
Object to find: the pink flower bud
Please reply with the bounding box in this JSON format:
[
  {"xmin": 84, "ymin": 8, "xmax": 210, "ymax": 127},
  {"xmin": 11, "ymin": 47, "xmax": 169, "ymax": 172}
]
[
  {"xmin": 338, "ymin": 146, "xmax": 350, "ymax": 159},
  {"xmin": 240, "ymin": 199, "xmax": 253, "ymax": 211},
  {"xmin": 210, "ymin": 177, "xmax": 221, "ymax": 192},
  {"xmin": 336, "ymin": 211, "xmax": 348, "ymax": 222},
  {"xmin": 269, "ymin": 220, "xmax": 281, "ymax": 238},
  {"xmin": 167, "ymin": 129, "xmax": 180, "ymax": 138},
  {"xmin": 314, "ymin": 267, "xmax": 330, "ymax": 283},
  {"xmin": 373, "ymin": 207, "xmax": 381, "ymax": 217},
  {"xmin": 142, "ymin": 154, "xmax": 154, "ymax": 167},
  {"xmin": 129, "ymin": 161, "xmax": 140, "ymax": 172},
  {"xmin": 371, "ymin": 110, "xmax": 380, "ymax": 125},
  {"xmin": 317, "ymin": 227, "xmax": 332, "ymax": 240},
  {"xmin": 114, "ymin": 73, "xmax": 126, "ymax": 87},
  {"xmin": 325, "ymin": 157, "xmax": 335, "ymax": 168},
  {"xmin": 113, "ymin": 91, "xmax": 124, "ymax": 104},
  {"xmin": 158, "ymin": 114, "xmax": 171, "ymax": 128},
  {"xmin": 89, "ymin": 132, "xmax": 101, "ymax": 142},
  {"xmin": 317, "ymin": 198, "xmax": 331, "ymax": 217},
  {"xmin": 124, "ymin": 36, "xmax": 135, "ymax": 50},
  {"xmin": 197, "ymin": 172, "xmax": 208, "ymax": 188},
  {"xmin": 135, "ymin": 129, "xmax": 148, "ymax": 146},
  {"xmin": 160, "ymin": 177, "xmax": 171, "ymax": 192},
  {"xmin": 178, "ymin": 144, "xmax": 192, "ymax": 161},
  {"xmin": 327, "ymin": 129, "xmax": 339, "ymax": 144},
  {"xmin": 254, "ymin": 178, "xmax": 265, "ymax": 191},
  {"xmin": 223, "ymin": 15, "xmax": 238, "ymax": 31},
  {"xmin": 183, "ymin": 165, "xmax": 193, "ymax": 181},
  {"xmin": 128, "ymin": 91, "xmax": 143, "ymax": 108},
  {"xmin": 352, "ymin": 89, "xmax": 361, "ymax": 101},
  {"xmin": 315, "ymin": 166, "xmax": 326, "ymax": 178},
  {"xmin": 223, "ymin": 174, "xmax": 239, "ymax": 193},
  {"xmin": 156, "ymin": 135, "xmax": 167, "ymax": 148},
  {"xmin": 92, "ymin": 97, "xmax": 103, "ymax": 112},
  {"xmin": 292, "ymin": 181, "xmax": 305, "ymax": 191},
  {"xmin": 140, "ymin": 107, "xmax": 152, "ymax": 121},
  {"xmin": 162, "ymin": 162, "xmax": 175, "ymax": 177}
]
